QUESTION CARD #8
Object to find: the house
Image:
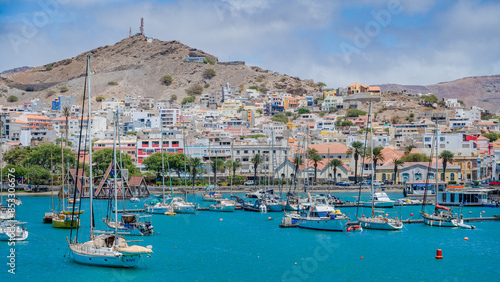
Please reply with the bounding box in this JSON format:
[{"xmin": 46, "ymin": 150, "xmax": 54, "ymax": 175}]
[
  {"xmin": 377, "ymin": 161, "xmax": 461, "ymax": 184},
  {"xmin": 347, "ymin": 83, "xmax": 369, "ymax": 95},
  {"xmin": 321, "ymin": 96, "xmax": 343, "ymax": 111}
]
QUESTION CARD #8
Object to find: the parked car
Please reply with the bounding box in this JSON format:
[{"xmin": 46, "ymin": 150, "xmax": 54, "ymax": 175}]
[
  {"xmin": 360, "ymin": 180, "xmax": 371, "ymax": 185},
  {"xmin": 244, "ymin": 180, "xmax": 255, "ymax": 186},
  {"xmin": 372, "ymin": 180, "xmax": 383, "ymax": 186},
  {"xmin": 336, "ymin": 182, "xmax": 350, "ymax": 186},
  {"xmin": 324, "ymin": 180, "xmax": 336, "ymax": 184},
  {"xmin": 383, "ymin": 179, "xmax": 394, "ymax": 185},
  {"xmin": 489, "ymin": 181, "xmax": 500, "ymax": 186}
]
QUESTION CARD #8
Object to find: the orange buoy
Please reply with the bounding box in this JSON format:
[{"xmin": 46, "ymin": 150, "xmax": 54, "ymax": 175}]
[
  {"xmin": 482, "ymin": 211, "xmax": 485, "ymax": 214},
  {"xmin": 410, "ymin": 213, "xmax": 414, "ymax": 216},
  {"xmin": 385, "ymin": 214, "xmax": 388, "ymax": 217},
  {"xmin": 464, "ymin": 237, "xmax": 469, "ymax": 241},
  {"xmin": 360, "ymin": 256, "xmax": 364, "ymax": 259},
  {"xmin": 175, "ymin": 246, "xmax": 177, "ymax": 249},
  {"xmin": 268, "ymin": 217, "xmax": 272, "ymax": 220},
  {"xmin": 220, "ymin": 218, "xmax": 223, "ymax": 221},
  {"xmin": 435, "ymin": 249, "xmax": 443, "ymax": 259},
  {"xmin": 469, "ymin": 211, "xmax": 472, "ymax": 214}
]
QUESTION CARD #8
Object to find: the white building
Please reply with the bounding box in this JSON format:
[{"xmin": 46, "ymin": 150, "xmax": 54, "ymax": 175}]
[{"xmin": 321, "ymin": 96, "xmax": 343, "ymax": 111}]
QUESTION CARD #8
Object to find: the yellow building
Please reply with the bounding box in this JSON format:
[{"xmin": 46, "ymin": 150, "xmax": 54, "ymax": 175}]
[
  {"xmin": 218, "ymin": 100, "xmax": 242, "ymax": 117},
  {"xmin": 377, "ymin": 161, "xmax": 461, "ymax": 184},
  {"xmin": 323, "ymin": 90, "xmax": 336, "ymax": 98},
  {"xmin": 284, "ymin": 96, "xmax": 298, "ymax": 110},
  {"xmin": 347, "ymin": 83, "xmax": 369, "ymax": 95}
]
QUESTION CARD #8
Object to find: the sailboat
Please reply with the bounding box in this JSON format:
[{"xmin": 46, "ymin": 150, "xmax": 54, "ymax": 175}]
[
  {"xmin": 104, "ymin": 113, "xmax": 154, "ymax": 236},
  {"xmin": 0, "ymin": 220, "xmax": 28, "ymax": 241},
  {"xmin": 52, "ymin": 177, "xmax": 83, "ymax": 229},
  {"xmin": 297, "ymin": 193, "xmax": 349, "ymax": 231},
  {"xmin": 43, "ymin": 147, "xmax": 56, "ymax": 223},
  {"xmin": 0, "ymin": 123, "xmax": 15, "ymax": 221},
  {"xmin": 202, "ymin": 183, "xmax": 222, "ymax": 202},
  {"xmin": 357, "ymin": 102, "xmax": 403, "ymax": 230},
  {"xmin": 420, "ymin": 119, "xmax": 458, "ymax": 227},
  {"xmin": 68, "ymin": 55, "xmax": 152, "ymax": 268}
]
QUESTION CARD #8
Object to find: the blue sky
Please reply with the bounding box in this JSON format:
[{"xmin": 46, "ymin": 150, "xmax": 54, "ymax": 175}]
[{"xmin": 1, "ymin": 0, "xmax": 500, "ymax": 87}]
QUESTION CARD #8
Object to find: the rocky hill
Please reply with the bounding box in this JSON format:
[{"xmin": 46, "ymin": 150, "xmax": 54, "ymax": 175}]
[
  {"xmin": 378, "ymin": 75, "xmax": 500, "ymax": 112},
  {"xmin": 0, "ymin": 35, "xmax": 321, "ymax": 106},
  {"xmin": 0, "ymin": 66, "xmax": 31, "ymax": 76}
]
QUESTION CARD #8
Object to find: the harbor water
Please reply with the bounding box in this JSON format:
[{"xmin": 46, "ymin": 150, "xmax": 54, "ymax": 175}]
[{"xmin": 1, "ymin": 192, "xmax": 499, "ymax": 281}]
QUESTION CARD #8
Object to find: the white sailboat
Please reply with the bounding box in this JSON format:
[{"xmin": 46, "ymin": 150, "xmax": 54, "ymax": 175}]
[
  {"xmin": 170, "ymin": 197, "xmax": 196, "ymax": 214},
  {"xmin": 209, "ymin": 199, "xmax": 236, "ymax": 212},
  {"xmin": 297, "ymin": 196, "xmax": 349, "ymax": 232},
  {"xmin": 357, "ymin": 102, "xmax": 403, "ymax": 230},
  {"xmin": 68, "ymin": 56, "xmax": 152, "ymax": 268}
]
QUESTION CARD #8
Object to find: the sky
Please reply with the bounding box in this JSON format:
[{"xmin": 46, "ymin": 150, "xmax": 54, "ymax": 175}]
[{"xmin": 1, "ymin": 0, "xmax": 500, "ymax": 88}]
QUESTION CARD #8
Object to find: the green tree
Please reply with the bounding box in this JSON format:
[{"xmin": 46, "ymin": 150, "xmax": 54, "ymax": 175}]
[
  {"xmin": 7, "ymin": 96, "xmax": 18, "ymax": 102},
  {"xmin": 328, "ymin": 159, "xmax": 343, "ymax": 184},
  {"xmin": 169, "ymin": 153, "xmax": 188, "ymax": 178},
  {"xmin": 142, "ymin": 153, "xmax": 164, "ymax": 173},
  {"xmin": 96, "ymin": 96, "xmax": 105, "ymax": 102},
  {"xmin": 271, "ymin": 113, "xmax": 288, "ymax": 124},
  {"xmin": 298, "ymin": 108, "xmax": 311, "ymax": 115},
  {"xmin": 181, "ymin": 96, "xmax": 195, "ymax": 105},
  {"xmin": 483, "ymin": 133, "xmax": 500, "ymax": 142},
  {"xmin": 3, "ymin": 147, "xmax": 30, "ymax": 166},
  {"xmin": 210, "ymin": 158, "xmax": 225, "ymax": 184},
  {"xmin": 25, "ymin": 165, "xmax": 51, "ymax": 184},
  {"xmin": 1, "ymin": 164, "xmax": 25, "ymax": 180},
  {"xmin": 190, "ymin": 157, "xmax": 202, "ymax": 188},
  {"xmin": 203, "ymin": 69, "xmax": 216, "ymax": 79},
  {"xmin": 160, "ymin": 75, "xmax": 173, "ymax": 86},
  {"xmin": 225, "ymin": 159, "xmax": 241, "ymax": 183},
  {"xmin": 23, "ymin": 144, "xmax": 75, "ymax": 172},
  {"xmin": 185, "ymin": 84, "xmax": 203, "ymax": 95},
  {"xmin": 404, "ymin": 145, "xmax": 416, "ymax": 155},
  {"xmin": 251, "ymin": 154, "xmax": 264, "ymax": 187},
  {"xmin": 420, "ymin": 94, "xmax": 438, "ymax": 104},
  {"xmin": 317, "ymin": 82, "xmax": 326, "ymax": 90},
  {"xmin": 60, "ymin": 86, "xmax": 69, "ymax": 93},
  {"xmin": 346, "ymin": 109, "xmax": 367, "ymax": 117},
  {"xmin": 92, "ymin": 148, "xmax": 137, "ymax": 178},
  {"xmin": 346, "ymin": 141, "xmax": 364, "ymax": 184},
  {"xmin": 439, "ymin": 150, "xmax": 454, "ymax": 181},
  {"xmin": 308, "ymin": 149, "xmax": 323, "ymax": 183},
  {"xmin": 392, "ymin": 158, "xmax": 405, "ymax": 183},
  {"xmin": 371, "ymin": 147, "xmax": 385, "ymax": 179},
  {"xmin": 170, "ymin": 94, "xmax": 178, "ymax": 101}
]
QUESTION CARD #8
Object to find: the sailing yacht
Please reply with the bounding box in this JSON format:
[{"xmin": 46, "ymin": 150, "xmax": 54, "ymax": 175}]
[
  {"xmin": 209, "ymin": 199, "xmax": 236, "ymax": 212},
  {"xmin": 202, "ymin": 184, "xmax": 222, "ymax": 202},
  {"xmin": 0, "ymin": 205, "xmax": 15, "ymax": 220},
  {"xmin": 68, "ymin": 56, "xmax": 152, "ymax": 268},
  {"xmin": 170, "ymin": 197, "xmax": 196, "ymax": 214},
  {"xmin": 420, "ymin": 119, "xmax": 458, "ymax": 227},
  {"xmin": 356, "ymin": 102, "xmax": 403, "ymax": 230},
  {"xmin": 297, "ymin": 195, "xmax": 349, "ymax": 231}
]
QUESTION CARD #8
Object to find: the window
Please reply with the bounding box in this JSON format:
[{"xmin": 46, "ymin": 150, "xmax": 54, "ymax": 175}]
[
  {"xmin": 415, "ymin": 173, "xmax": 422, "ymax": 181},
  {"xmin": 441, "ymin": 173, "xmax": 445, "ymax": 181},
  {"xmin": 442, "ymin": 193, "xmax": 446, "ymax": 202},
  {"xmin": 425, "ymin": 137, "xmax": 431, "ymax": 142},
  {"xmin": 450, "ymin": 173, "xmax": 455, "ymax": 181}
]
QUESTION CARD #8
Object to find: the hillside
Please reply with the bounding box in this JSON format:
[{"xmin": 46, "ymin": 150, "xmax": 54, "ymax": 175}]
[
  {"xmin": 0, "ymin": 35, "xmax": 321, "ymax": 106},
  {"xmin": 378, "ymin": 75, "xmax": 500, "ymax": 112}
]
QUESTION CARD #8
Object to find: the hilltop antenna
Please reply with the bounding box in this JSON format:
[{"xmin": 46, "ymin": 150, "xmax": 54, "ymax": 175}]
[{"xmin": 140, "ymin": 17, "xmax": 144, "ymax": 36}]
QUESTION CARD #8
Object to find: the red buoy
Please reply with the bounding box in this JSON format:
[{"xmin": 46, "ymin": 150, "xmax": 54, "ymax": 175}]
[
  {"xmin": 385, "ymin": 213, "xmax": 389, "ymax": 217},
  {"xmin": 464, "ymin": 237, "xmax": 469, "ymax": 241},
  {"xmin": 469, "ymin": 211, "xmax": 472, "ymax": 214},
  {"xmin": 435, "ymin": 249, "xmax": 443, "ymax": 259},
  {"xmin": 362, "ymin": 215, "xmax": 365, "ymax": 217},
  {"xmin": 410, "ymin": 213, "xmax": 414, "ymax": 216},
  {"xmin": 360, "ymin": 256, "xmax": 364, "ymax": 259},
  {"xmin": 482, "ymin": 211, "xmax": 485, "ymax": 214}
]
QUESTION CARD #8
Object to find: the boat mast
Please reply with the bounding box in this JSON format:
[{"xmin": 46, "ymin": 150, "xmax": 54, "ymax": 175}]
[
  {"xmin": 161, "ymin": 120, "xmax": 166, "ymax": 205},
  {"xmin": 113, "ymin": 111, "xmax": 118, "ymax": 238},
  {"xmin": 118, "ymin": 114, "xmax": 125, "ymax": 212},
  {"xmin": 51, "ymin": 146, "xmax": 53, "ymax": 211},
  {"xmin": 271, "ymin": 131, "xmax": 275, "ymax": 190},
  {"xmin": 183, "ymin": 125, "xmax": 188, "ymax": 201},
  {"xmin": 230, "ymin": 138, "xmax": 234, "ymax": 195},
  {"xmin": 87, "ymin": 56, "xmax": 94, "ymax": 239},
  {"xmin": 369, "ymin": 102, "xmax": 375, "ymax": 217},
  {"xmin": 435, "ymin": 118, "xmax": 439, "ymax": 204}
]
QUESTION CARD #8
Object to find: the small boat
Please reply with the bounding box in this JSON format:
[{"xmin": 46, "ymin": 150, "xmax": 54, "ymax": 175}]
[
  {"xmin": 67, "ymin": 197, "xmax": 80, "ymax": 205},
  {"xmin": 263, "ymin": 198, "xmax": 284, "ymax": 212},
  {"xmin": 246, "ymin": 189, "xmax": 265, "ymax": 199},
  {"xmin": 145, "ymin": 197, "xmax": 171, "ymax": 214},
  {"xmin": 457, "ymin": 219, "xmax": 476, "ymax": 229},
  {"xmin": 0, "ymin": 220, "xmax": 28, "ymax": 241},
  {"xmin": 43, "ymin": 212, "xmax": 54, "ymax": 224},
  {"xmin": 202, "ymin": 184, "xmax": 222, "ymax": 202},
  {"xmin": 421, "ymin": 205, "xmax": 458, "ymax": 227},
  {"xmin": 0, "ymin": 205, "xmax": 15, "ymax": 220},
  {"xmin": 170, "ymin": 197, "xmax": 196, "ymax": 214},
  {"xmin": 209, "ymin": 199, "xmax": 236, "ymax": 212},
  {"xmin": 230, "ymin": 195, "xmax": 244, "ymax": 210},
  {"xmin": 357, "ymin": 213, "xmax": 403, "ymax": 230},
  {"xmin": 360, "ymin": 192, "xmax": 395, "ymax": 208},
  {"xmin": 297, "ymin": 197, "xmax": 349, "ymax": 232},
  {"xmin": 52, "ymin": 210, "xmax": 84, "ymax": 229},
  {"xmin": 243, "ymin": 199, "xmax": 265, "ymax": 212},
  {"xmin": 104, "ymin": 214, "xmax": 154, "ymax": 236}
]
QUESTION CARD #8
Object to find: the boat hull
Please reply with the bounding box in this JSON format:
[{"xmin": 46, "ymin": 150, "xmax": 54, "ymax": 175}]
[
  {"xmin": 267, "ymin": 204, "xmax": 284, "ymax": 212},
  {"xmin": 173, "ymin": 205, "xmax": 196, "ymax": 214},
  {"xmin": 298, "ymin": 218, "xmax": 348, "ymax": 231},
  {"xmin": 52, "ymin": 218, "xmax": 80, "ymax": 229},
  {"xmin": 422, "ymin": 213, "xmax": 458, "ymax": 227},
  {"xmin": 70, "ymin": 246, "xmax": 141, "ymax": 268},
  {"xmin": 146, "ymin": 205, "xmax": 170, "ymax": 214},
  {"xmin": 361, "ymin": 202, "xmax": 394, "ymax": 208},
  {"xmin": 358, "ymin": 218, "xmax": 403, "ymax": 230},
  {"xmin": 43, "ymin": 216, "xmax": 53, "ymax": 224},
  {"xmin": 209, "ymin": 205, "xmax": 235, "ymax": 212}
]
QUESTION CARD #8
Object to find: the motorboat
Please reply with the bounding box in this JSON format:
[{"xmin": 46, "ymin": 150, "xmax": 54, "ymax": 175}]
[
  {"xmin": 297, "ymin": 197, "xmax": 349, "ymax": 231},
  {"xmin": 361, "ymin": 192, "xmax": 395, "ymax": 208},
  {"xmin": 170, "ymin": 197, "xmax": 196, "ymax": 214},
  {"xmin": 209, "ymin": 199, "xmax": 236, "ymax": 212},
  {"xmin": 0, "ymin": 220, "xmax": 28, "ymax": 241},
  {"xmin": 104, "ymin": 214, "xmax": 154, "ymax": 236},
  {"xmin": 202, "ymin": 184, "xmax": 222, "ymax": 202},
  {"xmin": 421, "ymin": 205, "xmax": 458, "ymax": 227}
]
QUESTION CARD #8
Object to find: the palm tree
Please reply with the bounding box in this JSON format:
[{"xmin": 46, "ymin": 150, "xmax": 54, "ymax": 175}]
[
  {"xmin": 346, "ymin": 141, "xmax": 364, "ymax": 184},
  {"xmin": 210, "ymin": 158, "xmax": 225, "ymax": 185},
  {"xmin": 251, "ymin": 154, "xmax": 263, "ymax": 187},
  {"xmin": 391, "ymin": 158, "xmax": 405, "ymax": 184},
  {"xmin": 309, "ymin": 152, "xmax": 323, "ymax": 184},
  {"xmin": 225, "ymin": 159, "xmax": 241, "ymax": 184},
  {"xmin": 292, "ymin": 156, "xmax": 303, "ymax": 189},
  {"xmin": 63, "ymin": 106, "xmax": 71, "ymax": 148},
  {"xmin": 371, "ymin": 147, "xmax": 385, "ymax": 180},
  {"xmin": 328, "ymin": 159, "xmax": 343, "ymax": 184},
  {"xmin": 189, "ymin": 157, "xmax": 202, "ymax": 190},
  {"xmin": 439, "ymin": 150, "xmax": 454, "ymax": 182},
  {"xmin": 404, "ymin": 145, "xmax": 416, "ymax": 155}
]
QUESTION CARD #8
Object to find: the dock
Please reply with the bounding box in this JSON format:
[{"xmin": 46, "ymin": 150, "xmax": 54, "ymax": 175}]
[
  {"xmin": 347, "ymin": 215, "xmax": 500, "ymax": 225},
  {"xmin": 113, "ymin": 209, "xmax": 146, "ymax": 213}
]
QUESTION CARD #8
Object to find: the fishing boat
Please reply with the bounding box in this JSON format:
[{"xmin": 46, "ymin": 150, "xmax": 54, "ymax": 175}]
[
  {"xmin": 297, "ymin": 197, "xmax": 349, "ymax": 232},
  {"xmin": 356, "ymin": 101, "xmax": 403, "ymax": 230},
  {"xmin": 243, "ymin": 199, "xmax": 265, "ymax": 212},
  {"xmin": 170, "ymin": 197, "xmax": 196, "ymax": 214},
  {"xmin": 52, "ymin": 208, "xmax": 83, "ymax": 229},
  {"xmin": 68, "ymin": 56, "xmax": 152, "ymax": 268},
  {"xmin": 0, "ymin": 220, "xmax": 28, "ymax": 241},
  {"xmin": 43, "ymin": 212, "xmax": 54, "ymax": 224},
  {"xmin": 209, "ymin": 199, "xmax": 236, "ymax": 212}
]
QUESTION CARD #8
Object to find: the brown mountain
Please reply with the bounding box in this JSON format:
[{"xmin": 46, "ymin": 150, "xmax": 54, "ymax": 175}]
[
  {"xmin": 378, "ymin": 75, "xmax": 500, "ymax": 112},
  {"xmin": 0, "ymin": 35, "xmax": 321, "ymax": 106}
]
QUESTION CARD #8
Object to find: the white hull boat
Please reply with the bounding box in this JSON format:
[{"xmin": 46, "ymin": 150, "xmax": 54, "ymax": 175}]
[
  {"xmin": 171, "ymin": 197, "xmax": 196, "ymax": 214},
  {"xmin": 0, "ymin": 220, "xmax": 28, "ymax": 241},
  {"xmin": 358, "ymin": 215, "xmax": 403, "ymax": 230}
]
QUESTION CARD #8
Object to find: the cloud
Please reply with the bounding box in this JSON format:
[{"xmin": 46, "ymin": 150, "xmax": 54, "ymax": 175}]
[{"xmin": 1, "ymin": 0, "xmax": 499, "ymax": 89}]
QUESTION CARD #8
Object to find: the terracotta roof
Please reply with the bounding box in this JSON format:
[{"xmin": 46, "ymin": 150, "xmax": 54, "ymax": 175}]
[
  {"xmin": 129, "ymin": 176, "xmax": 144, "ymax": 187},
  {"xmin": 477, "ymin": 135, "xmax": 489, "ymax": 140},
  {"xmin": 304, "ymin": 143, "xmax": 350, "ymax": 155},
  {"xmin": 25, "ymin": 114, "xmax": 50, "ymax": 120}
]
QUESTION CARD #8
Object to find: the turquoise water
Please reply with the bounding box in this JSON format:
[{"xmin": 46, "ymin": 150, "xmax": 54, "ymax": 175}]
[{"xmin": 1, "ymin": 193, "xmax": 499, "ymax": 281}]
